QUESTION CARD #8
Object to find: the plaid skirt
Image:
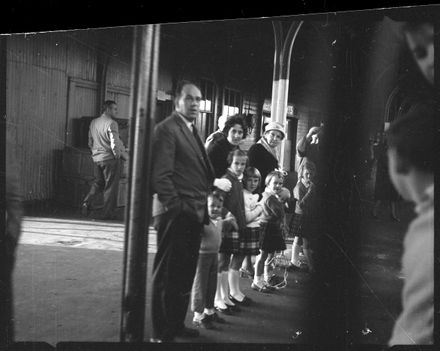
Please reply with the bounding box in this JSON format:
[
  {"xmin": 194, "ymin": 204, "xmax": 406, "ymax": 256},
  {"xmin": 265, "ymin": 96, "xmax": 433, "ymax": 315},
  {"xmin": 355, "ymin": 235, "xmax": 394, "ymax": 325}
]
[
  {"xmin": 239, "ymin": 227, "xmax": 260, "ymax": 255},
  {"xmin": 219, "ymin": 229, "xmax": 240, "ymax": 254},
  {"xmin": 259, "ymin": 221, "xmax": 286, "ymax": 252},
  {"xmin": 289, "ymin": 213, "xmax": 318, "ymax": 240}
]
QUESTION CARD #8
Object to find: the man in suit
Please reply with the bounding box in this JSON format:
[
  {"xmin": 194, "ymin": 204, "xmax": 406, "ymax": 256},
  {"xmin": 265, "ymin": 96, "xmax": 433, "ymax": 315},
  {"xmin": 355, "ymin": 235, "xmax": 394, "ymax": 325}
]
[{"xmin": 150, "ymin": 81, "xmax": 231, "ymax": 343}]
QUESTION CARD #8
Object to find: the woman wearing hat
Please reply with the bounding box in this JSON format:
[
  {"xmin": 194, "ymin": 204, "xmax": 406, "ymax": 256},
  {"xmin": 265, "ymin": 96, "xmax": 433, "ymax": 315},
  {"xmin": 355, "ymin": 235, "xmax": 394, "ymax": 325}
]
[{"xmin": 248, "ymin": 121, "xmax": 286, "ymax": 190}]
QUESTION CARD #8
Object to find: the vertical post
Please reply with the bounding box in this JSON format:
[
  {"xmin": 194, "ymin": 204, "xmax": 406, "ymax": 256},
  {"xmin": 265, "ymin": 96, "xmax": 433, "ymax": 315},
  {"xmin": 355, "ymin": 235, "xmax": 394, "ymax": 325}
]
[
  {"xmin": 0, "ymin": 34, "xmax": 10, "ymax": 349},
  {"xmin": 270, "ymin": 20, "xmax": 303, "ymax": 169},
  {"xmin": 120, "ymin": 24, "xmax": 160, "ymax": 342}
]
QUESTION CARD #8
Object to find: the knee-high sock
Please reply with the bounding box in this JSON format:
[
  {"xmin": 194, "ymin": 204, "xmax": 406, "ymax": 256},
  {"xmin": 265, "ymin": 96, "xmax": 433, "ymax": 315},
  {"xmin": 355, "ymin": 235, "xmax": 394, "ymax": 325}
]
[
  {"xmin": 253, "ymin": 274, "xmax": 263, "ymax": 286},
  {"xmin": 264, "ymin": 264, "xmax": 272, "ymax": 282},
  {"xmin": 214, "ymin": 273, "xmax": 227, "ymax": 309},
  {"xmin": 220, "ymin": 271, "xmax": 234, "ymax": 305},
  {"xmin": 228, "ymin": 269, "xmax": 244, "ymax": 300}
]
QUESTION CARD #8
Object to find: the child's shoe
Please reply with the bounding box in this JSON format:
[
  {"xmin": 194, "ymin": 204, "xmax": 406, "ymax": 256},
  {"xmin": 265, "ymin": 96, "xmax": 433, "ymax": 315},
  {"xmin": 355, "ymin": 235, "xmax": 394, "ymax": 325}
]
[
  {"xmin": 251, "ymin": 281, "xmax": 272, "ymax": 293},
  {"xmin": 264, "ymin": 274, "xmax": 283, "ymax": 289}
]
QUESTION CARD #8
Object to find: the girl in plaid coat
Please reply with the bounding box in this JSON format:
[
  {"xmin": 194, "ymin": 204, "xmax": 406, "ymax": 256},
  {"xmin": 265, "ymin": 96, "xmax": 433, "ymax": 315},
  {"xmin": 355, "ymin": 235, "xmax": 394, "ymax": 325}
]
[{"xmin": 214, "ymin": 149, "xmax": 252, "ymax": 313}]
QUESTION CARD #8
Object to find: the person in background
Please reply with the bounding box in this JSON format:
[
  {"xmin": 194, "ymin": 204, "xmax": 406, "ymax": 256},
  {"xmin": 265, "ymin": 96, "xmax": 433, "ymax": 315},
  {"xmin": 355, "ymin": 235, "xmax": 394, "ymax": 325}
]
[
  {"xmin": 403, "ymin": 21, "xmax": 433, "ymax": 86},
  {"xmin": 387, "ymin": 103, "xmax": 434, "ymax": 346},
  {"xmin": 296, "ymin": 123, "xmax": 324, "ymax": 171},
  {"xmin": 205, "ymin": 114, "xmax": 229, "ymax": 149},
  {"xmin": 81, "ymin": 100, "xmax": 128, "ymax": 220}
]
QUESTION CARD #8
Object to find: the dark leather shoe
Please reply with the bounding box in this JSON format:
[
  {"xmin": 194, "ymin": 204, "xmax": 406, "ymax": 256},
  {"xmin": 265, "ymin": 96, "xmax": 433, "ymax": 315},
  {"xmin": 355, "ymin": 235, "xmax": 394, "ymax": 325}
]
[
  {"xmin": 193, "ymin": 317, "xmax": 215, "ymax": 329},
  {"xmin": 175, "ymin": 326, "xmax": 200, "ymax": 338},
  {"xmin": 229, "ymin": 295, "xmax": 252, "ymax": 306},
  {"xmin": 225, "ymin": 302, "xmax": 241, "ymax": 312},
  {"xmin": 215, "ymin": 305, "xmax": 232, "ymax": 314}
]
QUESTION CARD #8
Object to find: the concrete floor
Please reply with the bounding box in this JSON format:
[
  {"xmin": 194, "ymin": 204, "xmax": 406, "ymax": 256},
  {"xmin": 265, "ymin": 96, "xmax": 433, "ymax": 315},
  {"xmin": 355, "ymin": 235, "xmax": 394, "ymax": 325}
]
[{"xmin": 12, "ymin": 200, "xmax": 415, "ymax": 346}]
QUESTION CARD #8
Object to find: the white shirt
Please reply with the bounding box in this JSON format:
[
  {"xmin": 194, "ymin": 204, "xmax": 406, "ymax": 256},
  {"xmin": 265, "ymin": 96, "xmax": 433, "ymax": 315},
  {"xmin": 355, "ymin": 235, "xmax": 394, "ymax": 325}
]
[{"xmin": 177, "ymin": 112, "xmax": 194, "ymax": 132}]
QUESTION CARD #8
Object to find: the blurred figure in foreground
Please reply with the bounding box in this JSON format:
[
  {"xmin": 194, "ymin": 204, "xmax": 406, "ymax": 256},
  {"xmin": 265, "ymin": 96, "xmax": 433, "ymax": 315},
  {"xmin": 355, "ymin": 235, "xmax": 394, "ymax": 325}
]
[{"xmin": 387, "ymin": 103, "xmax": 435, "ymax": 346}]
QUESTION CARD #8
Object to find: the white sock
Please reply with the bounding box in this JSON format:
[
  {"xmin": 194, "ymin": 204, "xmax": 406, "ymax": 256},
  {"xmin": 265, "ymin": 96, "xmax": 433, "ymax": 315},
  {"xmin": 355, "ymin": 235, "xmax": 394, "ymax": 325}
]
[
  {"xmin": 204, "ymin": 308, "xmax": 215, "ymax": 315},
  {"xmin": 228, "ymin": 269, "xmax": 245, "ymax": 300},
  {"xmin": 264, "ymin": 264, "xmax": 271, "ymax": 282},
  {"xmin": 194, "ymin": 312, "xmax": 204, "ymax": 321},
  {"xmin": 253, "ymin": 274, "xmax": 262, "ymax": 285},
  {"xmin": 215, "ymin": 273, "xmax": 227, "ymax": 309},
  {"xmin": 291, "ymin": 241, "xmax": 301, "ymax": 266},
  {"xmin": 220, "ymin": 271, "xmax": 235, "ymax": 305}
]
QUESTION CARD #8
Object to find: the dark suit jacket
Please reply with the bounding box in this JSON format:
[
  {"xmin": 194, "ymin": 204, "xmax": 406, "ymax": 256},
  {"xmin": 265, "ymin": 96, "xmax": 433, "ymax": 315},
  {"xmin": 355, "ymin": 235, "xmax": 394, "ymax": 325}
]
[{"xmin": 152, "ymin": 112, "xmax": 215, "ymax": 224}]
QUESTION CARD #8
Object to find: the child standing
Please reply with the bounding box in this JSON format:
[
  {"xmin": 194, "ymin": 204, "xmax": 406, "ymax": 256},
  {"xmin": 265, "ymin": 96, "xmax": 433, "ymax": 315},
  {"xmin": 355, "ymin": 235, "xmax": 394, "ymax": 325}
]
[
  {"xmin": 215, "ymin": 149, "xmax": 252, "ymax": 313},
  {"xmin": 387, "ymin": 104, "xmax": 434, "ymax": 346},
  {"xmin": 191, "ymin": 191, "xmax": 227, "ymax": 329},
  {"xmin": 252, "ymin": 170, "xmax": 287, "ymax": 292},
  {"xmin": 289, "ymin": 161, "xmax": 318, "ymax": 272},
  {"xmin": 239, "ymin": 167, "xmax": 264, "ymax": 280}
]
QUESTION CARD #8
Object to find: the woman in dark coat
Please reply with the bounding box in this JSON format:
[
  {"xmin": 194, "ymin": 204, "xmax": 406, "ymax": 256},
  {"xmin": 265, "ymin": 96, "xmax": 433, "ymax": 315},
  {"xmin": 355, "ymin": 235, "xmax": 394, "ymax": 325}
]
[
  {"xmin": 248, "ymin": 121, "xmax": 286, "ymax": 190},
  {"xmin": 206, "ymin": 114, "xmax": 247, "ymax": 178}
]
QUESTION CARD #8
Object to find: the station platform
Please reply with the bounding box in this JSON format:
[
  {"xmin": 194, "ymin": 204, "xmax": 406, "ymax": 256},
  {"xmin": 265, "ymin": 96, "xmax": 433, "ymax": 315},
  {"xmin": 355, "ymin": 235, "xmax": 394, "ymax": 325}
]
[{"xmin": 12, "ymin": 201, "xmax": 414, "ymax": 346}]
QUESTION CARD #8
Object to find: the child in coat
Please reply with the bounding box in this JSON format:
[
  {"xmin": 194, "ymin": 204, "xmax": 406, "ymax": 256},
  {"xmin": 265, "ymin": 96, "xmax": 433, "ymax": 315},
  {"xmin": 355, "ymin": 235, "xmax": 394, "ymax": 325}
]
[
  {"xmin": 215, "ymin": 149, "xmax": 251, "ymax": 313},
  {"xmin": 252, "ymin": 170, "xmax": 287, "ymax": 292}
]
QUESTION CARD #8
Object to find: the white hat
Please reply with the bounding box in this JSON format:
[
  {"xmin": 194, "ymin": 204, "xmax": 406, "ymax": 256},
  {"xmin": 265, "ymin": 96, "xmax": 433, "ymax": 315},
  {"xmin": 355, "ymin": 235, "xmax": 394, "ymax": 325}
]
[{"xmin": 264, "ymin": 121, "xmax": 285, "ymax": 139}]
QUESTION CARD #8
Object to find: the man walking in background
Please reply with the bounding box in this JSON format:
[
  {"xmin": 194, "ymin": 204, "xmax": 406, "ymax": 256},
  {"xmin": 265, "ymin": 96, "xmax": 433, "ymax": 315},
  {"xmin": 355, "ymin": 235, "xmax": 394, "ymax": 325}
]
[{"xmin": 81, "ymin": 100, "xmax": 128, "ymax": 220}]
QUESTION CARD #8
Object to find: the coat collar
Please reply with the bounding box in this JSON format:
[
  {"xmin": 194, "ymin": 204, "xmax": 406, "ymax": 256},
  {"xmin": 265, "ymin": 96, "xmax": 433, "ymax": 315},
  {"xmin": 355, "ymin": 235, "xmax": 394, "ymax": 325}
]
[{"xmin": 171, "ymin": 112, "xmax": 214, "ymax": 179}]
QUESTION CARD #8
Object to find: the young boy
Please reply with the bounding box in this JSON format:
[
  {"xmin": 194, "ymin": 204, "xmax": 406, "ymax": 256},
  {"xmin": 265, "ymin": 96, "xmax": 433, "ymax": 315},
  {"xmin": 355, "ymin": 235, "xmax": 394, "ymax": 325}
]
[
  {"xmin": 191, "ymin": 191, "xmax": 228, "ymax": 329},
  {"xmin": 386, "ymin": 104, "xmax": 435, "ymax": 346}
]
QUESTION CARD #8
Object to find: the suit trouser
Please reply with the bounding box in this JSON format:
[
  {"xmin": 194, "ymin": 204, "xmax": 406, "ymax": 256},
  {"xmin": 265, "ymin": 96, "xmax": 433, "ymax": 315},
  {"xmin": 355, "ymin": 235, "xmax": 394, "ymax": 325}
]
[
  {"xmin": 151, "ymin": 212, "xmax": 202, "ymax": 339},
  {"xmin": 84, "ymin": 158, "xmax": 120, "ymax": 217}
]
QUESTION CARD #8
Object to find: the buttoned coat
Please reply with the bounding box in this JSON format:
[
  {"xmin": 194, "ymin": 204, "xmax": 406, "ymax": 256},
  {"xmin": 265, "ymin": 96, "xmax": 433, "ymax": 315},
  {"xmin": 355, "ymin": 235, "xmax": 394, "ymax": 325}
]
[{"xmin": 152, "ymin": 112, "xmax": 215, "ymax": 224}]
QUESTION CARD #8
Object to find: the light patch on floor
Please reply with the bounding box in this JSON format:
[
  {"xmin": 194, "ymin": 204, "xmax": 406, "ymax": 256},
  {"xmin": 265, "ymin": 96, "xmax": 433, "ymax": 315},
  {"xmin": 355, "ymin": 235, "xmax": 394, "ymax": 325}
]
[{"xmin": 20, "ymin": 216, "xmax": 157, "ymax": 252}]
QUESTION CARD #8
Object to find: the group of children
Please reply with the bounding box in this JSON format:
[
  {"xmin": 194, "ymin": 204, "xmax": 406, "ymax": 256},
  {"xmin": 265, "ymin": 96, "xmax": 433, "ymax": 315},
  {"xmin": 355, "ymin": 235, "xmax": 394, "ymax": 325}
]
[{"xmin": 190, "ymin": 148, "xmax": 319, "ymax": 329}]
